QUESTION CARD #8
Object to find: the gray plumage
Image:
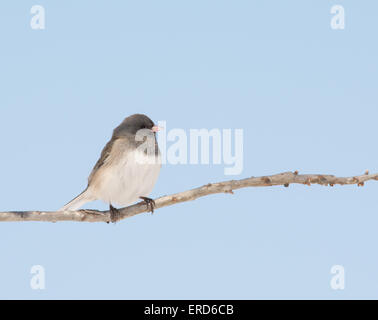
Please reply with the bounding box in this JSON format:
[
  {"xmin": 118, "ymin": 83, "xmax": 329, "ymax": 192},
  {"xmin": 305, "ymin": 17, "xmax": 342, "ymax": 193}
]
[{"xmin": 61, "ymin": 114, "xmax": 161, "ymax": 211}]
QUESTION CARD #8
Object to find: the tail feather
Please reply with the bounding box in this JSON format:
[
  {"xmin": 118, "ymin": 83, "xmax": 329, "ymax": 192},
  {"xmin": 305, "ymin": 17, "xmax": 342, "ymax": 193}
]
[{"xmin": 60, "ymin": 188, "xmax": 94, "ymax": 211}]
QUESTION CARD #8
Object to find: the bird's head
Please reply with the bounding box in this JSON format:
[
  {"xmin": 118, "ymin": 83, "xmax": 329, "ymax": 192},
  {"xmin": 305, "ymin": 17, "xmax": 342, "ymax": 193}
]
[{"xmin": 114, "ymin": 114, "xmax": 160, "ymax": 138}]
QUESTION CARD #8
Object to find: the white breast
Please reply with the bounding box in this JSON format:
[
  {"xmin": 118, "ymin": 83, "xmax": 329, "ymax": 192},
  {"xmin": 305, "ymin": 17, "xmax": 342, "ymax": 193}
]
[{"xmin": 89, "ymin": 149, "xmax": 161, "ymax": 207}]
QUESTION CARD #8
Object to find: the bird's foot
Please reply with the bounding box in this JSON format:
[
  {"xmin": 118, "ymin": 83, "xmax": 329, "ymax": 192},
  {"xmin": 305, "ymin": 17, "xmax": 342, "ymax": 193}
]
[
  {"xmin": 109, "ymin": 204, "xmax": 121, "ymax": 223},
  {"xmin": 139, "ymin": 196, "xmax": 156, "ymax": 214}
]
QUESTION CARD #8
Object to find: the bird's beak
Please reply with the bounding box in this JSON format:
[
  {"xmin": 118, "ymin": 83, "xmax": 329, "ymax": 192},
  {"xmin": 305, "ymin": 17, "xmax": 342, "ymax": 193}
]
[{"xmin": 152, "ymin": 126, "xmax": 162, "ymax": 132}]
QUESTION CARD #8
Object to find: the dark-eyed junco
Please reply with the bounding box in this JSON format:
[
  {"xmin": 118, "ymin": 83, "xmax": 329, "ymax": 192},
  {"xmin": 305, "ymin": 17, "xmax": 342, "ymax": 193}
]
[{"xmin": 60, "ymin": 114, "xmax": 161, "ymax": 222}]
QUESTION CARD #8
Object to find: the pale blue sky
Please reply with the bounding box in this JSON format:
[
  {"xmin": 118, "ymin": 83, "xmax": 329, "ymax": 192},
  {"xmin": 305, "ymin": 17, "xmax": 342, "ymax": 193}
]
[{"xmin": 0, "ymin": 0, "xmax": 377, "ymax": 299}]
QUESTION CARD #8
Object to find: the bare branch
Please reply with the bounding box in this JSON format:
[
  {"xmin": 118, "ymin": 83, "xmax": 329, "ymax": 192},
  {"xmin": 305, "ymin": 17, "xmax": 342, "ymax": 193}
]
[{"xmin": 1, "ymin": 171, "xmax": 377, "ymax": 223}]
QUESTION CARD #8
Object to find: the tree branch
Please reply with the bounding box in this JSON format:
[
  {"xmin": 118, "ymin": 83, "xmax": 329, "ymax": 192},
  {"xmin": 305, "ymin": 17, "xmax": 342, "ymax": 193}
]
[{"xmin": 1, "ymin": 170, "xmax": 377, "ymax": 223}]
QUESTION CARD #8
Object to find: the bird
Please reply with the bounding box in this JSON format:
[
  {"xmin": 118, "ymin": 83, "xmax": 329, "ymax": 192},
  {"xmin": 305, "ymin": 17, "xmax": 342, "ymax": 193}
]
[{"xmin": 60, "ymin": 114, "xmax": 161, "ymax": 222}]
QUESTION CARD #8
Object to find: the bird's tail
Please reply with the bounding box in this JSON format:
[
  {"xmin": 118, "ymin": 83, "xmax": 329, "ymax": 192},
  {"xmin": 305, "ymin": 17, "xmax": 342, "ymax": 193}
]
[{"xmin": 60, "ymin": 188, "xmax": 94, "ymax": 211}]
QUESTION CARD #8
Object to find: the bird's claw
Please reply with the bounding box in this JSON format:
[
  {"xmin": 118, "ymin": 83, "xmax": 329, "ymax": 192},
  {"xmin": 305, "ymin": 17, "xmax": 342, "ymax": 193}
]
[
  {"xmin": 139, "ymin": 196, "xmax": 155, "ymax": 214},
  {"xmin": 109, "ymin": 204, "xmax": 121, "ymax": 223}
]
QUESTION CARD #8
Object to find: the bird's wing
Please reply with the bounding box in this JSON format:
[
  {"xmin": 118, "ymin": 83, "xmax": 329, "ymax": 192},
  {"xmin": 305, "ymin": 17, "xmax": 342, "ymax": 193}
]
[{"xmin": 88, "ymin": 137, "xmax": 121, "ymax": 184}]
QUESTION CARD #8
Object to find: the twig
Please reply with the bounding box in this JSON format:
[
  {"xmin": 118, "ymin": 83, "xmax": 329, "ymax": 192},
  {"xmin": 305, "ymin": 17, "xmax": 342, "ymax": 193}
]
[{"xmin": 1, "ymin": 170, "xmax": 377, "ymax": 223}]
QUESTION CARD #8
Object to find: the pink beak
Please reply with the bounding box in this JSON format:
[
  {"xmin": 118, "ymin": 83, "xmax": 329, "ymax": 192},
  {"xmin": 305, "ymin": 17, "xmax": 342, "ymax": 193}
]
[{"xmin": 152, "ymin": 126, "xmax": 162, "ymax": 132}]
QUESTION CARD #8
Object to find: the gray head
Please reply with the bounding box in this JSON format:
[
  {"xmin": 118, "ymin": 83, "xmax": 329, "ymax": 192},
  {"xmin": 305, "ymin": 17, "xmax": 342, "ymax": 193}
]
[{"xmin": 113, "ymin": 114, "xmax": 157, "ymax": 138}]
